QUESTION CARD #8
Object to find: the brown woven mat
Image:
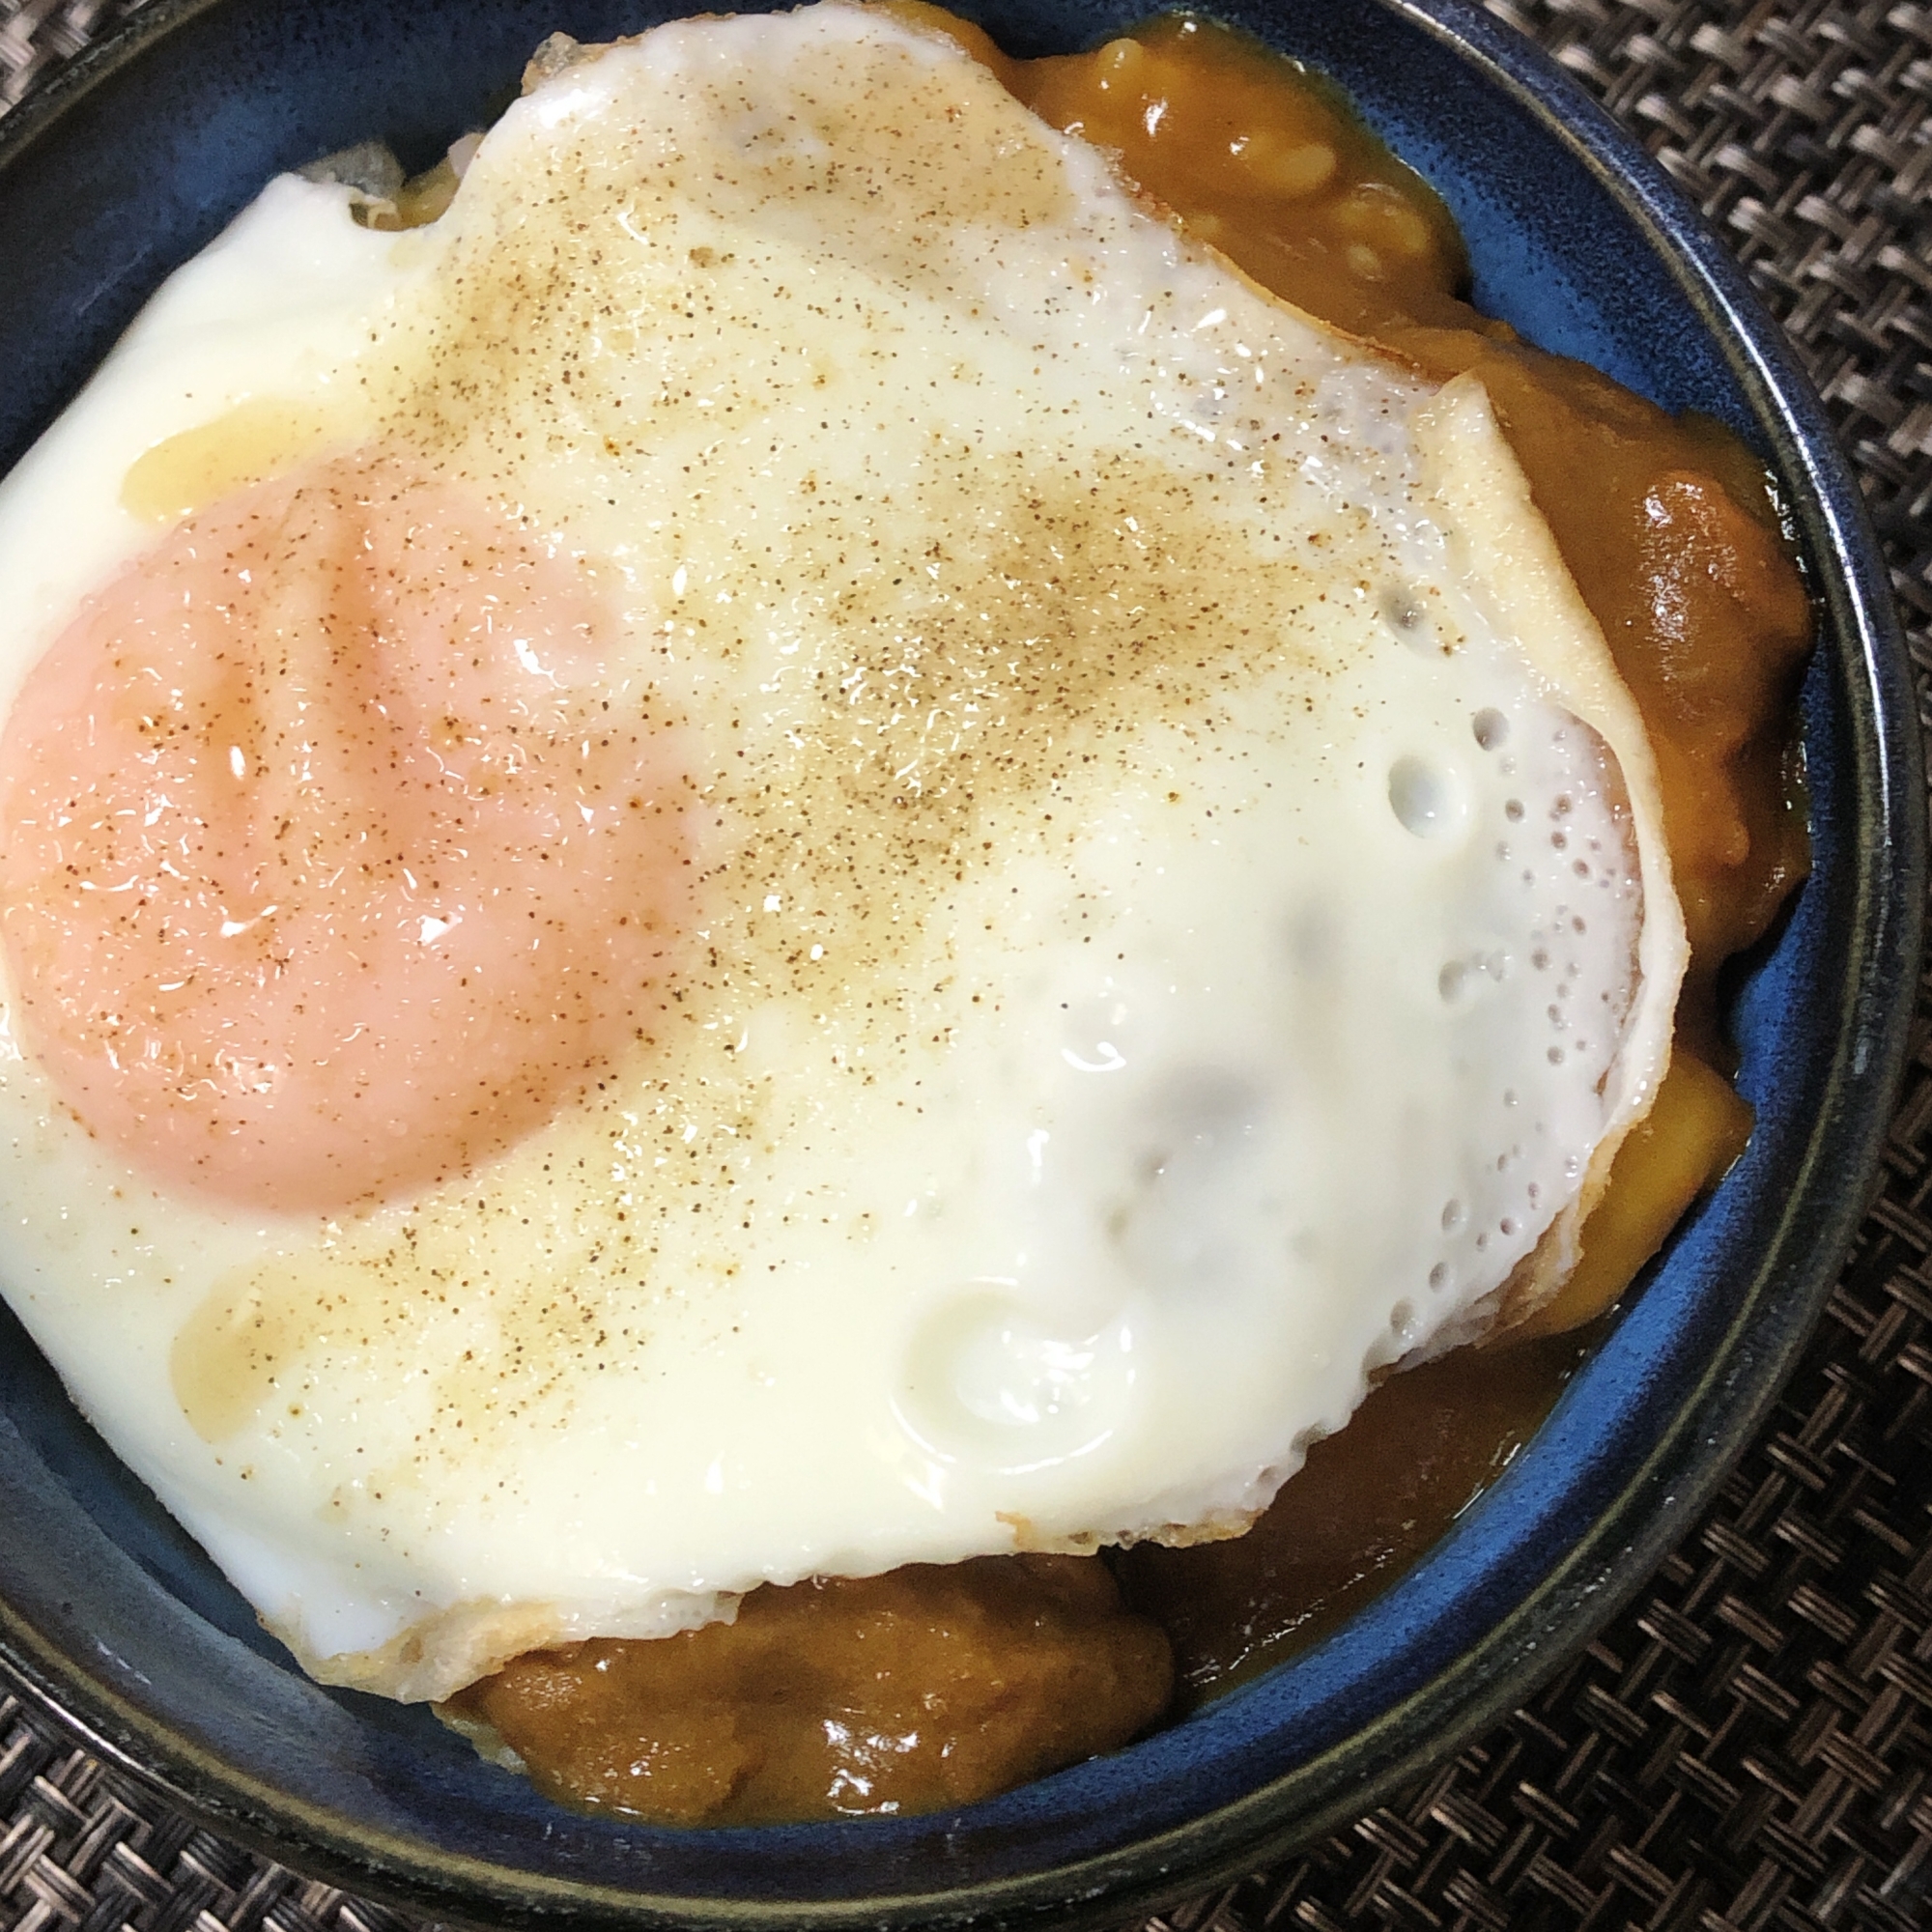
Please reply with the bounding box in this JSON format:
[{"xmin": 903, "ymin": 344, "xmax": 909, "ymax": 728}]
[{"xmin": 2, "ymin": 0, "xmax": 1930, "ymax": 1925}]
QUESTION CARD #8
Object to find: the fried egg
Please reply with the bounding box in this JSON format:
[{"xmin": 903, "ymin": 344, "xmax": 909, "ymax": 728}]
[{"xmin": 0, "ymin": 4, "xmax": 1683, "ymax": 1700}]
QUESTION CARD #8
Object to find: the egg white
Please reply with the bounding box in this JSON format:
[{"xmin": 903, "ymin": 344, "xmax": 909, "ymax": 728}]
[{"xmin": 0, "ymin": 4, "xmax": 1683, "ymax": 1697}]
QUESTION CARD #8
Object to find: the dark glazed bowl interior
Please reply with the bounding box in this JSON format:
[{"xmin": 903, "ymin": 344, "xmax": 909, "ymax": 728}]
[{"xmin": 0, "ymin": 0, "xmax": 1918, "ymax": 1926}]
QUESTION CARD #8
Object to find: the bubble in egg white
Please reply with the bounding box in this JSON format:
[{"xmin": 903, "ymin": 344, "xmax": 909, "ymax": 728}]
[
  {"xmin": 899, "ymin": 1292, "xmax": 1136, "ymax": 1476},
  {"xmin": 1472, "ymin": 707, "xmax": 1510, "ymax": 751},
  {"xmin": 1389, "ymin": 755, "xmax": 1466, "ymax": 839}
]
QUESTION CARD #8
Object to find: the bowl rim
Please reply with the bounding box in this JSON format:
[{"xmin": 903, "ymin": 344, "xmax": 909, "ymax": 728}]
[{"xmin": 0, "ymin": 0, "xmax": 1921, "ymax": 1925}]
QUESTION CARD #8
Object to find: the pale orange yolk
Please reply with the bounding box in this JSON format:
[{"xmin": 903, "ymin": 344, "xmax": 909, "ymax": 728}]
[{"xmin": 0, "ymin": 452, "xmax": 685, "ymax": 1214}]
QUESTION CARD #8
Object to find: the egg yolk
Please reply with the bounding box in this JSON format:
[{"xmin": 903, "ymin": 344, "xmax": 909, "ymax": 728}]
[{"xmin": 0, "ymin": 453, "xmax": 684, "ymax": 1213}]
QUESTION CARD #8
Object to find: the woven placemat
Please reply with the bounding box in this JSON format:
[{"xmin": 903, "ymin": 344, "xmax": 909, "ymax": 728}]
[{"xmin": 2, "ymin": 0, "xmax": 1929, "ymax": 1926}]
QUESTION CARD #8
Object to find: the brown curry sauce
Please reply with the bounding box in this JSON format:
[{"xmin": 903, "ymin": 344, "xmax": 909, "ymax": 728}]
[{"xmin": 445, "ymin": 10, "xmax": 1811, "ymax": 1822}]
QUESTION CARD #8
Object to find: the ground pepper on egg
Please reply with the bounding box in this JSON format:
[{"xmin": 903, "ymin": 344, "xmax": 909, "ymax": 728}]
[{"xmin": 420, "ymin": 11, "xmax": 1808, "ymax": 1822}]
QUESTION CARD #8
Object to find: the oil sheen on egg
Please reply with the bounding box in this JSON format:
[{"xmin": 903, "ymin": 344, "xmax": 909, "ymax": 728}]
[{"xmin": 0, "ymin": 4, "xmax": 1683, "ymax": 1698}]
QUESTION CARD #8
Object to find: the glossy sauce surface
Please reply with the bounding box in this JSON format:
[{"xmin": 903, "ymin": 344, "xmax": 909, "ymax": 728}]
[
  {"xmin": 440, "ymin": 8, "xmax": 1810, "ymax": 1822},
  {"xmin": 448, "ymin": 1556, "xmax": 1173, "ymax": 1823},
  {"xmin": 1118, "ymin": 1324, "xmax": 1604, "ymax": 1697}
]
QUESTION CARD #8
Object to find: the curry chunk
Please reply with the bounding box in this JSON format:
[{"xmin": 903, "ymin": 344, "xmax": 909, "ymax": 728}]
[{"xmin": 449, "ymin": 1554, "xmax": 1174, "ymax": 1824}]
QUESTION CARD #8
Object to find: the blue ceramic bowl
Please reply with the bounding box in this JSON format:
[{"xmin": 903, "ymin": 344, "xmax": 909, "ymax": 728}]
[{"xmin": 0, "ymin": 0, "xmax": 1918, "ymax": 1925}]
